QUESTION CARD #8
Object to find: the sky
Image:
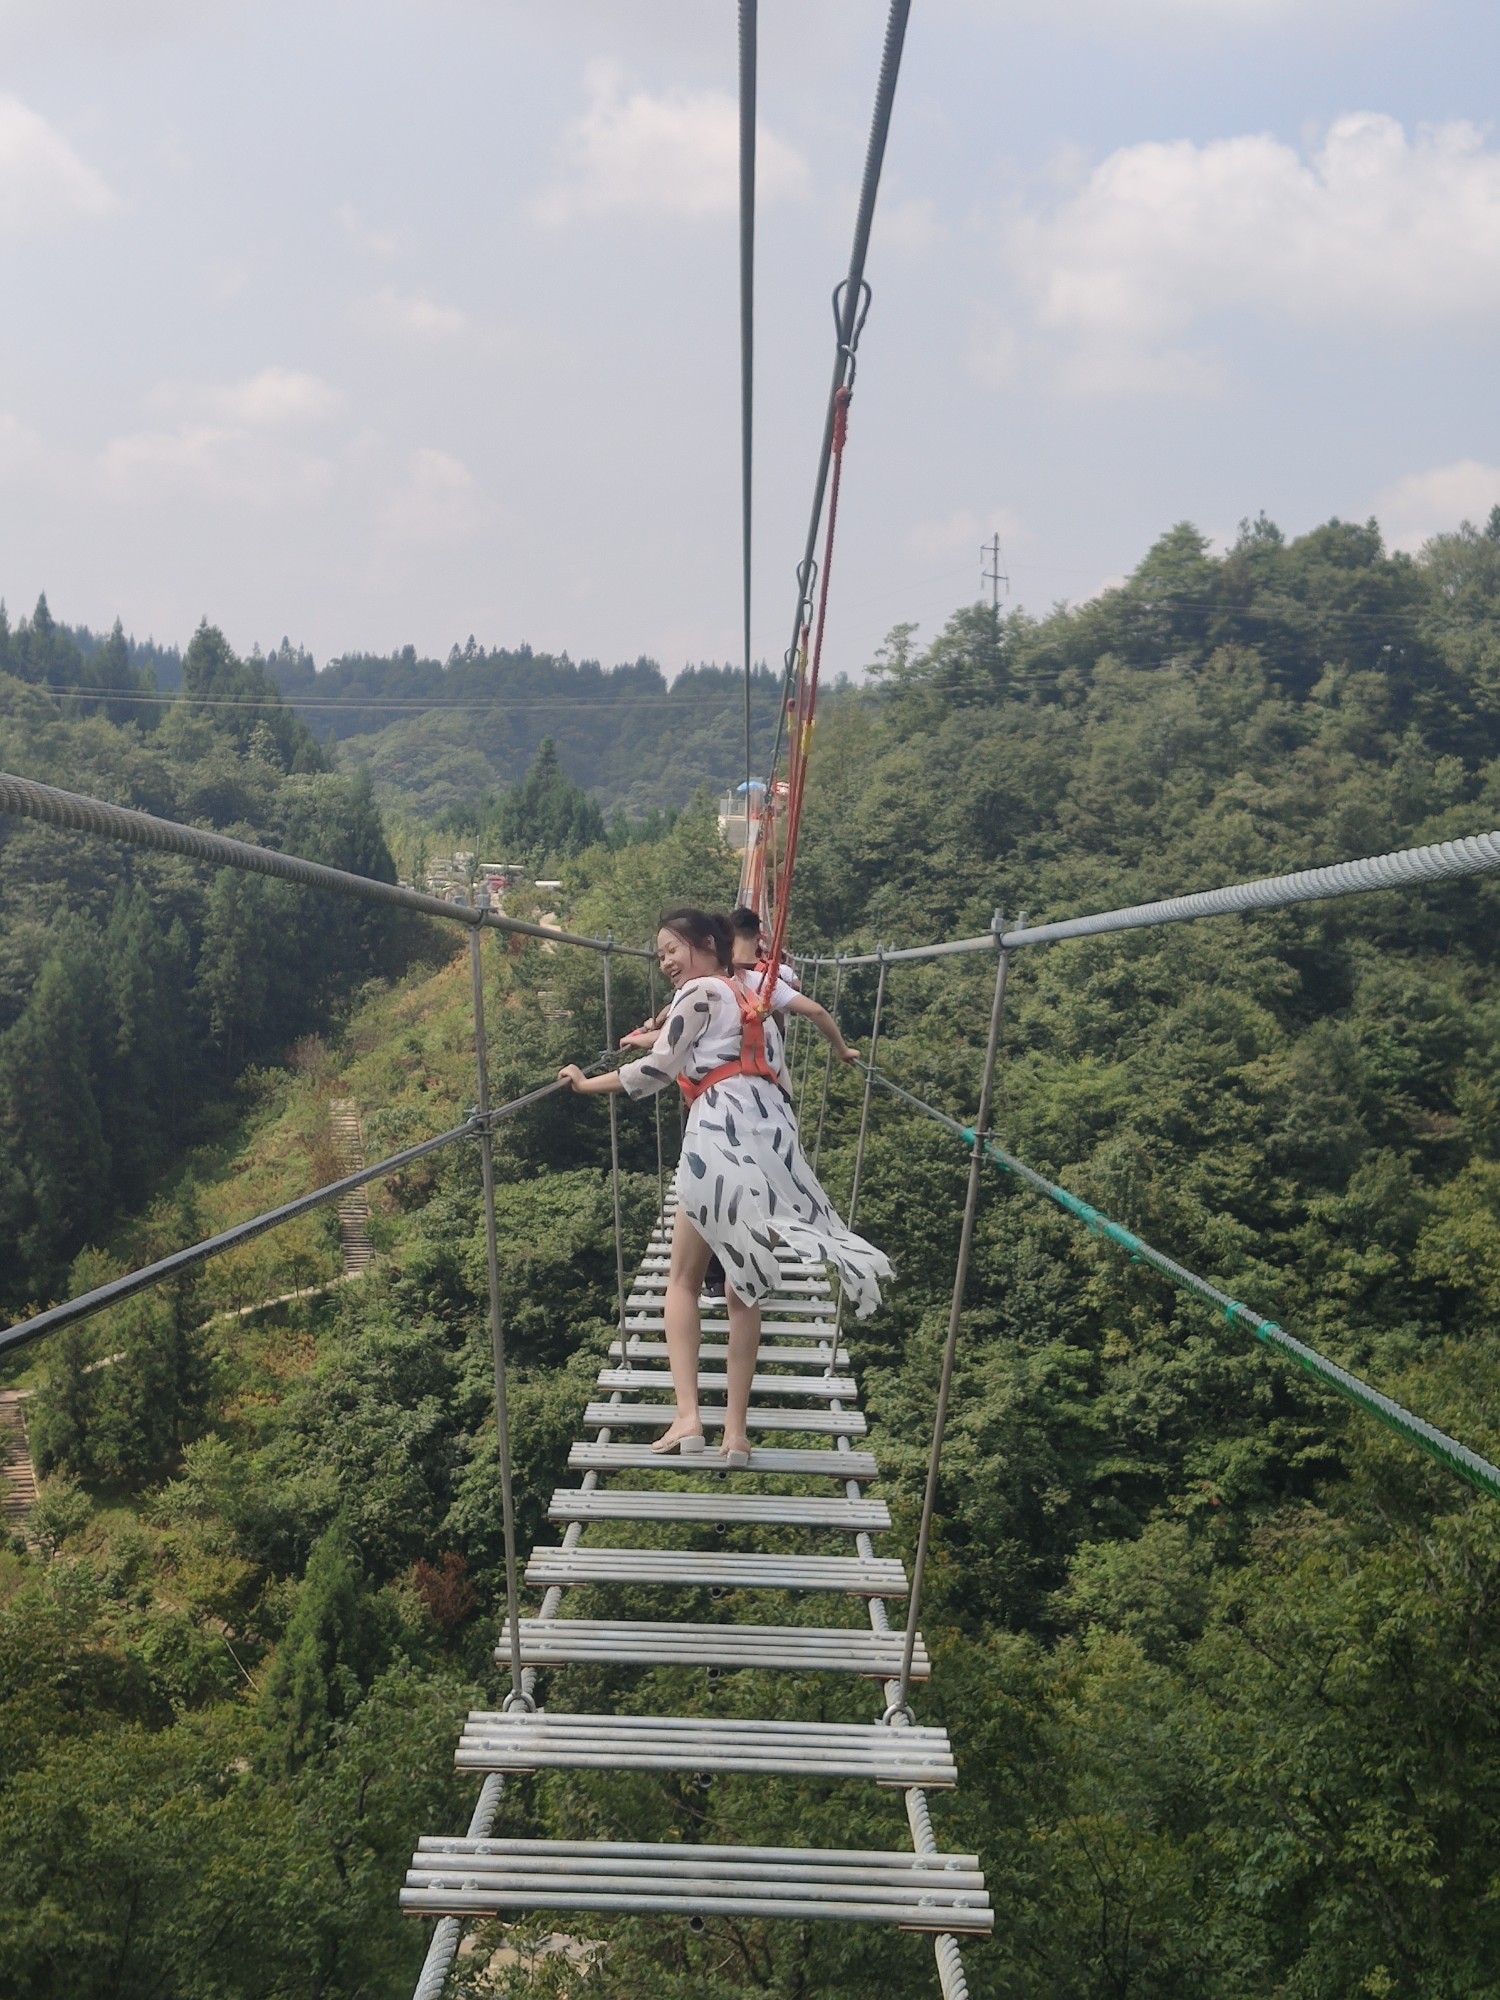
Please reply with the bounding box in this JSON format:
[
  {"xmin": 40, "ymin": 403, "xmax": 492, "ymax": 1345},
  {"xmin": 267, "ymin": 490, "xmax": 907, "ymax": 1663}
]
[{"xmin": 2, "ymin": 0, "xmax": 1500, "ymax": 683}]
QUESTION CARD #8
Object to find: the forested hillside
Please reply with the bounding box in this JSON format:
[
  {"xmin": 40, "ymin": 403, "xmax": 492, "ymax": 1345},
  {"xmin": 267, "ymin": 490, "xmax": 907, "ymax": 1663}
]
[
  {"xmin": 0, "ymin": 619, "xmax": 426, "ymax": 1311},
  {"xmin": 4, "ymin": 509, "xmax": 1500, "ymax": 1997},
  {"xmin": 273, "ymin": 643, "xmax": 784, "ymax": 822}
]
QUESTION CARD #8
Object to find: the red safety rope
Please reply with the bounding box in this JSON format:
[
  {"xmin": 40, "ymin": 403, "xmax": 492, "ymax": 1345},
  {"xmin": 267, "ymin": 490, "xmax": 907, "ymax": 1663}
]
[{"xmin": 757, "ymin": 383, "xmax": 853, "ymax": 995}]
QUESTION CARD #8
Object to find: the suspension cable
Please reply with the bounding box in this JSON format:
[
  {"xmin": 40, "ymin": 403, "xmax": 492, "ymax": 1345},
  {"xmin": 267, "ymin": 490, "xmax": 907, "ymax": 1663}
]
[
  {"xmin": 756, "ymin": 0, "xmax": 911, "ymax": 964},
  {"xmin": 0, "ymin": 1056, "xmax": 610, "ymax": 1361},
  {"xmin": 892, "ymin": 916, "xmax": 1010, "ymax": 1716},
  {"xmin": 0, "ymin": 770, "xmax": 651, "ymax": 956},
  {"xmin": 739, "ymin": 0, "xmax": 757, "ymax": 814},
  {"xmin": 601, "ymin": 943, "xmax": 631, "ymax": 1364},
  {"xmin": 833, "ymin": 949, "xmax": 887, "ymax": 1350},
  {"xmin": 862, "ymin": 1065, "xmax": 1500, "ymax": 1505},
  {"xmin": 768, "ymin": 0, "xmax": 911, "ymax": 781},
  {"xmin": 811, "ymin": 958, "xmax": 845, "ymax": 1174},
  {"xmin": 468, "ymin": 918, "xmax": 531, "ymax": 1710},
  {"xmin": 648, "ymin": 959, "xmax": 666, "ymax": 1220}
]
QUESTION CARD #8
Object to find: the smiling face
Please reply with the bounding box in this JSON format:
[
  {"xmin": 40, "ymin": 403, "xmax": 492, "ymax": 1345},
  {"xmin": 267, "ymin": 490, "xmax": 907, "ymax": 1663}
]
[{"xmin": 657, "ymin": 924, "xmax": 719, "ymax": 989}]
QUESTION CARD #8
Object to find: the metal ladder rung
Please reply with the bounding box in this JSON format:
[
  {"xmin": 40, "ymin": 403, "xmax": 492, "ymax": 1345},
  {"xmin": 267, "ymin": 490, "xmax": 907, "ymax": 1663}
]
[
  {"xmin": 582, "ymin": 1402, "xmax": 866, "ymax": 1435},
  {"xmin": 547, "ymin": 1489, "xmax": 891, "ymax": 1530},
  {"xmin": 503, "ymin": 1618, "xmax": 929, "ymax": 1677},
  {"xmin": 454, "ymin": 1711, "xmax": 955, "ymax": 1786},
  {"xmin": 595, "ymin": 1368, "xmax": 857, "ymax": 1401},
  {"xmin": 401, "ymin": 1838, "xmax": 991, "ymax": 1933},
  {"xmin": 525, "ymin": 1547, "xmax": 907, "ymax": 1595},
  {"xmin": 632, "ymin": 1277, "xmax": 832, "ymax": 1297},
  {"xmin": 567, "ymin": 1441, "xmax": 880, "ymax": 1479},
  {"xmin": 623, "ymin": 1315, "xmax": 838, "ymax": 1335},
  {"xmin": 610, "ymin": 1340, "xmax": 852, "ymax": 1367}
]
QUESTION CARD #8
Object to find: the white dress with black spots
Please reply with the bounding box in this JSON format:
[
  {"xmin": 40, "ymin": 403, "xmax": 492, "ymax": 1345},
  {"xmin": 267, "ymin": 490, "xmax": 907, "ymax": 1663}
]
[{"xmin": 618, "ymin": 975, "xmax": 894, "ymax": 1317}]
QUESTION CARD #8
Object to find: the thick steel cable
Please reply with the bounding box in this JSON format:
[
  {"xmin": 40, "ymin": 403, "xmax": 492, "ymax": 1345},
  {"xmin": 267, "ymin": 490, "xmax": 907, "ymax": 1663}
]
[
  {"xmin": 811, "ymin": 959, "xmax": 844, "ymax": 1174},
  {"xmin": 410, "ymin": 1772, "xmax": 506, "ymax": 2000},
  {"xmin": 0, "ymin": 770, "xmax": 650, "ymax": 956},
  {"xmin": 648, "ymin": 960, "xmax": 666, "ymax": 1219},
  {"xmin": 797, "ymin": 826, "xmax": 1500, "ymax": 968},
  {"xmin": 739, "ymin": 0, "xmax": 757, "ymax": 812},
  {"xmin": 833, "ymin": 951, "xmax": 887, "ymax": 1350},
  {"xmin": 863, "ymin": 1069, "xmax": 1500, "ymax": 1505},
  {"xmin": 999, "ymin": 830, "xmax": 1500, "ymax": 948},
  {"xmin": 794, "ymin": 960, "xmax": 823, "ymax": 1115},
  {"xmin": 468, "ymin": 922, "xmax": 531, "ymax": 1710},
  {"xmin": 892, "ymin": 922, "xmax": 1010, "ymax": 1715},
  {"xmin": 0, "ymin": 1114, "xmax": 477, "ymax": 1359},
  {"xmin": 601, "ymin": 945, "xmax": 631, "ymax": 1363},
  {"xmin": 0, "ymin": 1055, "xmax": 603, "ymax": 1362},
  {"xmin": 765, "ymin": 0, "xmax": 912, "ymax": 792}
]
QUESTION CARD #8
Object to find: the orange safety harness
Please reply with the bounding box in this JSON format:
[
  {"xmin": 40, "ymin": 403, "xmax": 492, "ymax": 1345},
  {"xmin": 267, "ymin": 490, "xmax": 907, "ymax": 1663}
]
[{"xmin": 677, "ymin": 977, "xmax": 787, "ymax": 1105}]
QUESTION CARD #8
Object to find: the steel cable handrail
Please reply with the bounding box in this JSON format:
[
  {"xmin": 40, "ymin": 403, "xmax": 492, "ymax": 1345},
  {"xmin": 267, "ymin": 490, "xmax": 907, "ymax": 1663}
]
[
  {"xmin": 0, "ymin": 771, "xmax": 652, "ymax": 957},
  {"xmin": 0, "ymin": 1058, "xmax": 612, "ymax": 1361},
  {"xmin": 859, "ymin": 1062, "xmax": 1500, "ymax": 1504},
  {"xmin": 794, "ymin": 825, "xmax": 1500, "ymax": 968}
]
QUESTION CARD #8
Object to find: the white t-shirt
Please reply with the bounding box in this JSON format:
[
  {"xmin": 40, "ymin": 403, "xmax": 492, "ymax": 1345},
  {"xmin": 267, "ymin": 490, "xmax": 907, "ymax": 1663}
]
[
  {"xmin": 739, "ymin": 966, "xmax": 800, "ymax": 1014},
  {"xmin": 619, "ymin": 975, "xmax": 791, "ymax": 1101}
]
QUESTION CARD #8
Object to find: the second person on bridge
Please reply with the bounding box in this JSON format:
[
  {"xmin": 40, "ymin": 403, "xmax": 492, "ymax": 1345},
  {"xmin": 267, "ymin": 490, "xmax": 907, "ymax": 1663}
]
[{"xmin": 558, "ymin": 905, "xmax": 892, "ymax": 1465}]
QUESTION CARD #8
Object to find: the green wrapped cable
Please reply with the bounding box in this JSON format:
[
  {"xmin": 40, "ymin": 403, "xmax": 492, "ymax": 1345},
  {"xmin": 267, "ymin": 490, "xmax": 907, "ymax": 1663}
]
[{"xmin": 868, "ymin": 1069, "xmax": 1500, "ymax": 1503}]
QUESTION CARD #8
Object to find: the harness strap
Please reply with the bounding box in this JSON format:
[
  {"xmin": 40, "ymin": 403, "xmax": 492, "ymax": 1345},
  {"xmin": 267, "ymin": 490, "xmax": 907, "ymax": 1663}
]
[{"xmin": 677, "ymin": 976, "xmax": 786, "ymax": 1105}]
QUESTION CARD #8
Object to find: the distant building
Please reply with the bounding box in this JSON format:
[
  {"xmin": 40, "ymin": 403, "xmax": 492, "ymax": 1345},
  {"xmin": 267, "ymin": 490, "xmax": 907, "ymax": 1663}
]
[{"xmin": 718, "ymin": 792, "xmax": 753, "ymax": 852}]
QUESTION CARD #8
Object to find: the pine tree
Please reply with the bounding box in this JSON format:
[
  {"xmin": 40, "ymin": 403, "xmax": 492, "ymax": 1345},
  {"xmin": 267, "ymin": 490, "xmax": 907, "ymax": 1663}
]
[
  {"xmin": 260, "ymin": 1516, "xmax": 395, "ymax": 1769},
  {"xmin": 0, "ymin": 948, "xmax": 110, "ymax": 1303}
]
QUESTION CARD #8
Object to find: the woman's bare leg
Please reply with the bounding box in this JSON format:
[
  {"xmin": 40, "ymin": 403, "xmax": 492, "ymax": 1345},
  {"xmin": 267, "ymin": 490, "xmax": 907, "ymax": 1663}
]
[
  {"xmin": 721, "ymin": 1284, "xmax": 762, "ymax": 1461},
  {"xmin": 656, "ymin": 1207, "xmax": 713, "ymax": 1448}
]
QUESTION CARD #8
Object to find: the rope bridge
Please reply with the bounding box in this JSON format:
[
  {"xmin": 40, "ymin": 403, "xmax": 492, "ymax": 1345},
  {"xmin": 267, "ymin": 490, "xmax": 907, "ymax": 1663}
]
[{"xmin": 9, "ymin": 769, "xmax": 1500, "ymax": 1993}]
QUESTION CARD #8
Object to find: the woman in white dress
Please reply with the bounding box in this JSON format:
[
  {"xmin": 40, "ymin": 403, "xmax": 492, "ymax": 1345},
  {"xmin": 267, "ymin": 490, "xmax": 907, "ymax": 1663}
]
[{"xmin": 558, "ymin": 907, "xmax": 892, "ymax": 1464}]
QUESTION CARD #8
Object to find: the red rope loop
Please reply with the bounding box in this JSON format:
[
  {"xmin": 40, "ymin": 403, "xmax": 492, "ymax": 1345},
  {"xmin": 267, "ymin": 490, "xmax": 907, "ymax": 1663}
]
[{"xmin": 760, "ymin": 381, "xmax": 855, "ymax": 985}]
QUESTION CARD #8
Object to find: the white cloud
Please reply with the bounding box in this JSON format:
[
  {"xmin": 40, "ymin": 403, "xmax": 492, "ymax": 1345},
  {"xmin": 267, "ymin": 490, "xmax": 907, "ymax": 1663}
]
[
  {"xmin": 204, "ymin": 255, "xmax": 250, "ymax": 304},
  {"xmin": 201, "ymin": 367, "xmax": 342, "ymax": 427},
  {"xmin": 1374, "ymin": 460, "xmax": 1500, "ymax": 551},
  {"xmin": 904, "ymin": 506, "xmax": 1023, "ymax": 569},
  {"xmin": 361, "ymin": 286, "xmax": 470, "ymax": 339},
  {"xmin": 0, "ymin": 93, "xmax": 118, "ymax": 236},
  {"xmin": 0, "ymin": 407, "xmax": 48, "ymax": 479},
  {"xmin": 381, "ymin": 448, "xmax": 484, "ymax": 547},
  {"xmin": 1010, "ymin": 113, "xmax": 1500, "ymax": 393},
  {"xmin": 954, "ymin": 0, "xmax": 1397, "ymax": 27},
  {"xmin": 535, "ymin": 61, "xmax": 808, "ymax": 224},
  {"xmin": 336, "ymin": 200, "xmax": 399, "ymax": 257},
  {"xmin": 98, "ymin": 369, "xmax": 342, "ymax": 502},
  {"xmin": 879, "ymin": 196, "xmax": 943, "ymax": 254},
  {"xmin": 96, "ymin": 424, "xmax": 336, "ymax": 504}
]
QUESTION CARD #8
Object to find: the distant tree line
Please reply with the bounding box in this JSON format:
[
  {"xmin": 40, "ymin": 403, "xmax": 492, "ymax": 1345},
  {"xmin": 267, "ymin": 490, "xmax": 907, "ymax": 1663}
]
[{"xmin": 0, "ymin": 618, "xmax": 426, "ymax": 1312}]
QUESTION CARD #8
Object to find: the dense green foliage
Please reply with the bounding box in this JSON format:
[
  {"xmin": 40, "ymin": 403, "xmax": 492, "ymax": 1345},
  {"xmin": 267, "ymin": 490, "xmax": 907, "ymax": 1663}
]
[
  {"xmin": 0, "ymin": 621, "xmax": 419, "ymax": 1309},
  {"xmin": 270, "ymin": 639, "xmax": 783, "ymax": 820},
  {"xmin": 8, "ymin": 510, "xmax": 1500, "ymax": 1996}
]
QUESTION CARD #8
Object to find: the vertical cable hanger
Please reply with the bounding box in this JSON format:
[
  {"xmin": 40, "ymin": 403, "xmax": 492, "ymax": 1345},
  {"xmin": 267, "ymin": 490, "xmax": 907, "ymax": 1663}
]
[{"xmin": 739, "ymin": 0, "xmax": 757, "ymax": 821}]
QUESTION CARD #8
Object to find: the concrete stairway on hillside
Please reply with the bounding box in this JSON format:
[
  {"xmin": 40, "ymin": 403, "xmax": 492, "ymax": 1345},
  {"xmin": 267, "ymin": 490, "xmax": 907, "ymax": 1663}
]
[
  {"xmin": 329, "ymin": 1098, "xmax": 374, "ymax": 1278},
  {"xmin": 0, "ymin": 1389, "xmax": 38, "ymax": 1530}
]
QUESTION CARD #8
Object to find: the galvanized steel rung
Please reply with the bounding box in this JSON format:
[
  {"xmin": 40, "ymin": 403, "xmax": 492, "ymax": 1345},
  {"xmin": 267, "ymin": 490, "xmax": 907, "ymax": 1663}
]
[
  {"xmin": 546, "ymin": 1489, "xmax": 891, "ymax": 1530},
  {"xmin": 583, "ymin": 1401, "xmax": 866, "ymax": 1435},
  {"xmin": 610, "ymin": 1338, "xmax": 852, "ymax": 1367},
  {"xmin": 595, "ymin": 1367, "xmax": 858, "ymax": 1400},
  {"xmin": 524, "ymin": 1547, "xmax": 908, "ymax": 1596},
  {"xmin": 502, "ymin": 1618, "xmax": 931, "ymax": 1678},
  {"xmin": 623, "ymin": 1313, "xmax": 838, "ymax": 1335},
  {"xmin": 454, "ymin": 1710, "xmax": 955, "ymax": 1786},
  {"xmin": 399, "ymin": 1836, "xmax": 991, "ymax": 1935},
  {"xmin": 566, "ymin": 1440, "xmax": 880, "ymax": 1479}
]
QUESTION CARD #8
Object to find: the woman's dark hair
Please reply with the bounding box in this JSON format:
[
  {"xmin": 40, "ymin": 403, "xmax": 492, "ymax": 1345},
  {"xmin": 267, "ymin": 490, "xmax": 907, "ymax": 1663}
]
[
  {"xmin": 657, "ymin": 906, "xmax": 733, "ymax": 971},
  {"xmin": 729, "ymin": 905, "xmax": 762, "ymax": 940}
]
